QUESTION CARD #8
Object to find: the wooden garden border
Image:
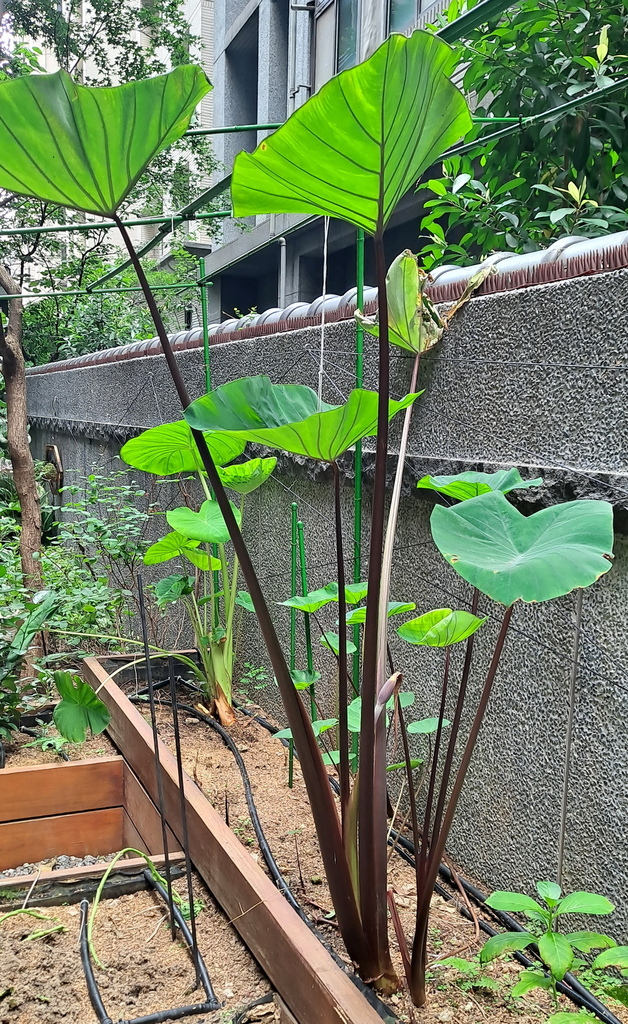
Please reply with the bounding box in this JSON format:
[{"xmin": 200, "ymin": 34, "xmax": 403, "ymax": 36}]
[
  {"xmin": 83, "ymin": 655, "xmax": 386, "ymax": 1024},
  {"xmin": 0, "ymin": 754, "xmax": 178, "ymax": 873}
]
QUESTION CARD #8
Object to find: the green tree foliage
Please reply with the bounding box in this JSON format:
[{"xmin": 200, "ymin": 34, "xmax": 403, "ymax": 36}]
[
  {"xmin": 420, "ymin": 0, "xmax": 628, "ymax": 263},
  {"xmin": 0, "ymin": 1, "xmax": 218, "ymax": 360},
  {"xmin": 21, "ymin": 247, "xmax": 199, "ymax": 364}
]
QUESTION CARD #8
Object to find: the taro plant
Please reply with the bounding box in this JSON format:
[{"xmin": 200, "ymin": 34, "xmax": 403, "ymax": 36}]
[
  {"xmin": 120, "ymin": 419, "xmax": 275, "ymax": 724},
  {"xmin": 0, "ymin": 38, "xmax": 615, "ymax": 1009},
  {"xmin": 479, "ymin": 882, "xmax": 622, "ymax": 1022}
]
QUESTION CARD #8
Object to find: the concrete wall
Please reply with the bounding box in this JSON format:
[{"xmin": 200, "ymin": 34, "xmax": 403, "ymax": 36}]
[{"xmin": 27, "ymin": 267, "xmax": 628, "ymax": 937}]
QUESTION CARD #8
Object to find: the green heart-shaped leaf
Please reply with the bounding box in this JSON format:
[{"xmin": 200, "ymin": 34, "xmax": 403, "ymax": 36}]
[
  {"xmin": 320, "ymin": 632, "xmax": 357, "ymax": 656},
  {"xmin": 291, "ymin": 669, "xmax": 321, "ymax": 690},
  {"xmin": 167, "ymin": 499, "xmax": 242, "ymax": 545},
  {"xmin": 345, "ymin": 601, "xmax": 416, "ymax": 625},
  {"xmin": 184, "ymin": 375, "xmax": 421, "ymax": 462},
  {"xmin": 431, "ymin": 492, "xmax": 614, "ymax": 605},
  {"xmin": 235, "ymin": 591, "xmax": 255, "ymax": 613},
  {"xmin": 279, "ymin": 584, "xmax": 339, "ymax": 613},
  {"xmin": 397, "ymin": 608, "xmax": 486, "ymax": 647},
  {"xmin": 53, "ymin": 671, "xmax": 110, "ymax": 743},
  {"xmin": 0, "ymin": 66, "xmax": 210, "ymax": 216},
  {"xmin": 407, "ymin": 717, "xmax": 450, "ymax": 735},
  {"xmin": 143, "ymin": 531, "xmax": 220, "ymax": 571},
  {"xmin": 231, "ymin": 31, "xmax": 471, "ymax": 233},
  {"xmin": 217, "ymin": 457, "xmax": 276, "ymax": 494},
  {"xmin": 417, "ymin": 468, "xmax": 543, "ymax": 501},
  {"xmin": 120, "ymin": 421, "xmax": 245, "ymax": 476}
]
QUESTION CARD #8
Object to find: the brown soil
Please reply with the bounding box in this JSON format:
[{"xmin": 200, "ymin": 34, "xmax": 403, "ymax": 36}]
[
  {"xmin": 3, "ymin": 728, "xmax": 117, "ymax": 769},
  {"xmin": 144, "ymin": 692, "xmax": 628, "ymax": 1024},
  {"xmin": 0, "ymin": 873, "xmax": 270, "ymax": 1024}
]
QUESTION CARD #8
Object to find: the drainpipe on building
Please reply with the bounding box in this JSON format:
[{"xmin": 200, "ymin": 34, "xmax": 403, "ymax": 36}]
[{"xmin": 278, "ymin": 237, "xmax": 287, "ymax": 308}]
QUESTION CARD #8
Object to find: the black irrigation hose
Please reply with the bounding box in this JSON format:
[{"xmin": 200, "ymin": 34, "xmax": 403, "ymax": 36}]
[
  {"xmin": 232, "ymin": 992, "xmax": 275, "ymax": 1024},
  {"xmin": 133, "ymin": 696, "xmax": 398, "ymax": 1024},
  {"xmin": 233, "ymin": 697, "xmax": 623, "ymax": 1024},
  {"xmin": 79, "ymin": 871, "xmax": 220, "ymax": 1024}
]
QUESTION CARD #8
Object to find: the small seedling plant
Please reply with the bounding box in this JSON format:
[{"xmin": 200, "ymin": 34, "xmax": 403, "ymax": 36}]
[
  {"xmin": 479, "ymin": 881, "xmax": 628, "ymax": 1021},
  {"xmin": 120, "ymin": 421, "xmax": 274, "ymax": 724}
]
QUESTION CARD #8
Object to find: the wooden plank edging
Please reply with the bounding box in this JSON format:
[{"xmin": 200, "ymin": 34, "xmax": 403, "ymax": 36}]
[
  {"xmin": 0, "ymin": 756, "xmax": 124, "ymax": 823},
  {"xmin": 84, "ymin": 656, "xmax": 384, "ymax": 1024}
]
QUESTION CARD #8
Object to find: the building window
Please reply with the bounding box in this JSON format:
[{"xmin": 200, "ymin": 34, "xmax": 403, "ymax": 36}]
[
  {"xmin": 337, "ymin": 0, "xmax": 358, "ymax": 72},
  {"xmin": 389, "ymin": 0, "xmax": 418, "ymax": 33}
]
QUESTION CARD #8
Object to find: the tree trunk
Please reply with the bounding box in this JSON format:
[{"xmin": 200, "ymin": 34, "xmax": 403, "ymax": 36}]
[{"xmin": 0, "ymin": 264, "xmax": 43, "ymax": 592}]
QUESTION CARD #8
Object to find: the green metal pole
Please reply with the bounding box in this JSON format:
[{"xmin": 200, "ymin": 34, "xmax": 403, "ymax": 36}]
[
  {"xmin": 352, "ymin": 228, "xmax": 365, "ymax": 698},
  {"xmin": 0, "ymin": 210, "xmax": 231, "ymax": 238},
  {"xmin": 297, "ymin": 520, "xmax": 316, "ymax": 721},
  {"xmin": 199, "ymin": 255, "xmax": 211, "ymax": 395},
  {"xmin": 288, "ymin": 503, "xmax": 299, "ymax": 788},
  {"xmin": 4, "ymin": 282, "xmax": 197, "ymax": 301}
]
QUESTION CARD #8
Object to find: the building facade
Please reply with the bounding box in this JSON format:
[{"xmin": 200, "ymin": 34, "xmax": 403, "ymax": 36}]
[{"xmin": 204, "ymin": 0, "xmax": 448, "ymax": 322}]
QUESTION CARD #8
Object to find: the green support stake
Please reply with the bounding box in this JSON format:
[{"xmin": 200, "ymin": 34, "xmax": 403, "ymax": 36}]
[
  {"xmin": 199, "ymin": 255, "xmax": 211, "ymax": 394},
  {"xmin": 352, "ymin": 228, "xmax": 364, "ymax": 697},
  {"xmin": 288, "ymin": 503, "xmax": 298, "ymax": 788},
  {"xmin": 297, "ymin": 520, "xmax": 316, "ymax": 721},
  {"xmin": 199, "ymin": 255, "xmax": 220, "ymax": 606}
]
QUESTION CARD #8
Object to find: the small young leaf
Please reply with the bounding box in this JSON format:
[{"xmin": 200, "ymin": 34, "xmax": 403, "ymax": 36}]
[
  {"xmin": 485, "ymin": 891, "xmax": 546, "ymax": 915},
  {"xmin": 312, "ymin": 718, "xmax": 338, "ymax": 737},
  {"xmin": 398, "ymin": 608, "xmax": 486, "ymax": 647},
  {"xmin": 387, "ymin": 758, "xmax": 423, "ymax": 771},
  {"xmin": 480, "ymin": 932, "xmax": 535, "ymax": 963},
  {"xmin": 279, "ymin": 583, "xmax": 339, "ymax": 613},
  {"xmin": 235, "ymin": 591, "xmax": 255, "ymax": 613},
  {"xmin": 538, "ymin": 933, "xmax": 573, "ymax": 980},
  {"xmin": 556, "ymin": 892, "xmax": 615, "ymax": 916},
  {"xmin": 537, "ymin": 880, "xmax": 562, "ymax": 904},
  {"xmin": 566, "ymin": 931, "xmax": 617, "ymax": 953},
  {"xmin": 511, "ymin": 969, "xmax": 552, "ymax": 997},
  {"xmin": 274, "ymin": 727, "xmax": 293, "ymax": 741},
  {"xmin": 592, "ymin": 946, "xmax": 628, "ymax": 970},
  {"xmin": 319, "ymin": 632, "xmax": 357, "ymax": 656},
  {"xmin": 290, "ymin": 669, "xmax": 321, "ymax": 690},
  {"xmin": 407, "ymin": 716, "xmax": 451, "ymax": 735}
]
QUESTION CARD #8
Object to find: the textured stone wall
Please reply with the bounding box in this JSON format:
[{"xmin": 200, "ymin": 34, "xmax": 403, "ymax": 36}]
[{"xmin": 27, "ymin": 267, "xmax": 628, "ymax": 937}]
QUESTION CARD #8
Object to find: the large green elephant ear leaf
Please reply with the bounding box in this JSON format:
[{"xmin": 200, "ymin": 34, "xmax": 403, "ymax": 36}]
[
  {"xmin": 120, "ymin": 422, "xmax": 245, "ymax": 476},
  {"xmin": 431, "ymin": 491, "xmax": 614, "ymax": 606},
  {"xmin": 0, "ymin": 66, "xmax": 210, "ymax": 216},
  {"xmin": 231, "ymin": 30, "xmax": 471, "ymax": 233},
  {"xmin": 185, "ymin": 375, "xmax": 422, "ymax": 462},
  {"xmin": 417, "ymin": 468, "xmax": 543, "ymax": 501}
]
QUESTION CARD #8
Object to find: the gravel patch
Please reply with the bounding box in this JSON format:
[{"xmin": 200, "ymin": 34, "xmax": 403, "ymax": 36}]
[{"xmin": 0, "ymin": 851, "xmax": 119, "ymax": 878}]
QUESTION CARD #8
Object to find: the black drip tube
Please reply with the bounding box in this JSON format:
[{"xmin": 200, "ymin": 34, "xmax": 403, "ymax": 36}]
[{"xmin": 79, "ymin": 870, "xmax": 220, "ymax": 1024}]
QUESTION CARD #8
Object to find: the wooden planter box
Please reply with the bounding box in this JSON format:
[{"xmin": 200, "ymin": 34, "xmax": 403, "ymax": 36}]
[
  {"xmin": 82, "ymin": 656, "xmax": 387, "ymax": 1024},
  {"xmin": 0, "ymin": 755, "xmax": 178, "ymax": 875}
]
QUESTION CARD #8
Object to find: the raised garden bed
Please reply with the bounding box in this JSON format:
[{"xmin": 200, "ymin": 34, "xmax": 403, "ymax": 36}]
[{"xmin": 82, "ymin": 655, "xmax": 389, "ymax": 1024}]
